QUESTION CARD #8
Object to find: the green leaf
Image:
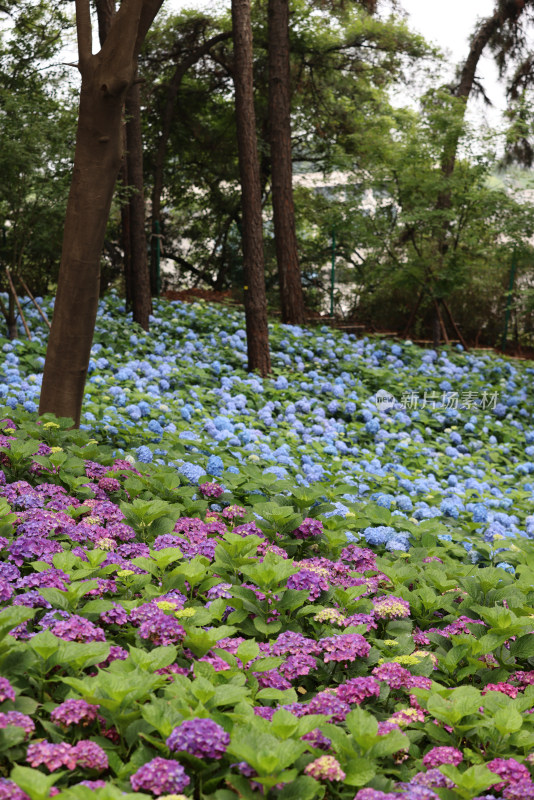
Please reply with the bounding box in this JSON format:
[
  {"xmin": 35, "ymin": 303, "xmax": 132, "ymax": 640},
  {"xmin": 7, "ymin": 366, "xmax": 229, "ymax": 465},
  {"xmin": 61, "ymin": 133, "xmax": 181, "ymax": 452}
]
[
  {"xmin": 256, "ymin": 688, "xmax": 298, "ymax": 704},
  {"xmin": 440, "ymin": 764, "xmax": 498, "ymax": 794},
  {"xmin": 278, "ymin": 776, "xmax": 321, "ymax": 800},
  {"xmin": 10, "ymin": 766, "xmax": 61, "ymax": 800},
  {"xmin": 0, "ymin": 607, "xmax": 35, "ymax": 642},
  {"xmin": 343, "ymin": 757, "xmax": 377, "ymax": 787},
  {"xmin": 510, "ymin": 634, "xmax": 534, "ymax": 659},
  {"xmin": 128, "ymin": 645, "xmax": 177, "ymax": 671},
  {"xmin": 271, "ymin": 709, "xmax": 300, "ymax": 739},
  {"xmin": 249, "ymin": 657, "xmax": 285, "ymax": 673},
  {"xmin": 28, "ymin": 629, "xmax": 61, "ymax": 661},
  {"xmin": 493, "ymin": 706, "xmax": 523, "ymax": 735},
  {"xmin": 212, "ymin": 683, "xmax": 251, "ymax": 707},
  {"xmin": 0, "ymin": 725, "xmax": 25, "ymax": 750},
  {"xmin": 345, "ymin": 707, "xmax": 378, "ymax": 747},
  {"xmin": 237, "ymin": 639, "xmax": 260, "ymax": 667}
]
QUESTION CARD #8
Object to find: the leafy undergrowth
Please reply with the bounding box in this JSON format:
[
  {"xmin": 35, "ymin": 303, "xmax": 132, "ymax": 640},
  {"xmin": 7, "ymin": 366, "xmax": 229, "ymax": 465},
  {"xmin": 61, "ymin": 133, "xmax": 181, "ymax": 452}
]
[{"xmin": 0, "ymin": 417, "xmax": 532, "ymax": 799}]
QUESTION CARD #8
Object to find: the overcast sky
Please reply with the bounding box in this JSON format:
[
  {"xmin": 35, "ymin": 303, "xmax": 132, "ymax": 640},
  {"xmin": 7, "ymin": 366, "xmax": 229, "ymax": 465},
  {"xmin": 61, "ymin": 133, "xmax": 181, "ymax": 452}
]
[{"xmin": 401, "ymin": 0, "xmax": 506, "ymax": 127}]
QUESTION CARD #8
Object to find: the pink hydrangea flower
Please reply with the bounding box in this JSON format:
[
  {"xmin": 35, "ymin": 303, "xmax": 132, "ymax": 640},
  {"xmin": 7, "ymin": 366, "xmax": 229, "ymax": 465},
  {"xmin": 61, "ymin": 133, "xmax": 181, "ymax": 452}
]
[{"xmin": 304, "ymin": 755, "xmax": 345, "ymax": 781}]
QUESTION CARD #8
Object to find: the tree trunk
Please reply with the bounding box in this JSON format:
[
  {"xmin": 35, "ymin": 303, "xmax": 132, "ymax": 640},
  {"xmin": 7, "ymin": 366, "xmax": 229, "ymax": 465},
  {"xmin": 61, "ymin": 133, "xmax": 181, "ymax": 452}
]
[
  {"xmin": 39, "ymin": 0, "xmax": 163, "ymax": 426},
  {"xmin": 268, "ymin": 0, "xmax": 305, "ymax": 325},
  {"xmin": 125, "ymin": 79, "xmax": 152, "ymax": 329},
  {"xmin": 95, "ymin": 0, "xmax": 151, "ymax": 328},
  {"xmin": 149, "ymin": 31, "xmax": 231, "ymax": 294},
  {"xmin": 231, "ymin": 0, "xmax": 271, "ymax": 376},
  {"xmin": 120, "ymin": 152, "xmax": 133, "ymax": 308},
  {"xmin": 432, "ymin": 0, "xmax": 527, "ymax": 337},
  {"xmin": 440, "ymin": 0, "xmax": 527, "ymax": 183},
  {"xmin": 7, "ymin": 293, "xmax": 16, "ymax": 341}
]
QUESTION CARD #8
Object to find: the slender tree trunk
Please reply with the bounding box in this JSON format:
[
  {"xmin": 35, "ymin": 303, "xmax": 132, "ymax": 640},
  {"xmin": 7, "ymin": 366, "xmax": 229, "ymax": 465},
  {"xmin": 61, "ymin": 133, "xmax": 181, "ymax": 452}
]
[
  {"xmin": 149, "ymin": 31, "xmax": 231, "ymax": 293},
  {"xmin": 231, "ymin": 0, "xmax": 271, "ymax": 376},
  {"xmin": 125, "ymin": 79, "xmax": 152, "ymax": 328},
  {"xmin": 7, "ymin": 294, "xmax": 16, "ymax": 340},
  {"xmin": 121, "ymin": 152, "xmax": 133, "ymax": 308},
  {"xmin": 95, "ymin": 0, "xmax": 151, "ymax": 327},
  {"xmin": 39, "ymin": 0, "xmax": 163, "ymax": 426},
  {"xmin": 268, "ymin": 0, "xmax": 305, "ymax": 325}
]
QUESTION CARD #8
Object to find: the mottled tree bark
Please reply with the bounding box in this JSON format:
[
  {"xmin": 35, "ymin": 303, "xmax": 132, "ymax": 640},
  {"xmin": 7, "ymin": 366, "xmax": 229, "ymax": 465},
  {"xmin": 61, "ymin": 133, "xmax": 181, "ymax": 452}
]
[
  {"xmin": 39, "ymin": 0, "xmax": 163, "ymax": 425},
  {"xmin": 95, "ymin": 0, "xmax": 151, "ymax": 328},
  {"xmin": 231, "ymin": 0, "xmax": 271, "ymax": 376},
  {"xmin": 125, "ymin": 79, "xmax": 152, "ymax": 329},
  {"xmin": 268, "ymin": 0, "xmax": 305, "ymax": 325}
]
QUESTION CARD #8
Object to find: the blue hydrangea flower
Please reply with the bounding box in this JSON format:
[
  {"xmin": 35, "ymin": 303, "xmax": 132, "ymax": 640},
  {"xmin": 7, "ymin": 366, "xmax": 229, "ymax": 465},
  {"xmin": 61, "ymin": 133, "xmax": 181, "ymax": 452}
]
[{"xmin": 136, "ymin": 446, "xmax": 153, "ymax": 463}]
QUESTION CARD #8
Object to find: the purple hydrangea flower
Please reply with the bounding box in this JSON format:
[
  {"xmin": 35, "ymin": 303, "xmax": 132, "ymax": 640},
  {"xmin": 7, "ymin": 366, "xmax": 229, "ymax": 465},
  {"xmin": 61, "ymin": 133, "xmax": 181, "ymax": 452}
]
[
  {"xmin": 336, "ymin": 676, "xmax": 381, "ymax": 704},
  {"xmin": 372, "ymin": 662, "xmax": 417, "ymax": 689},
  {"xmin": 319, "ymin": 633, "xmax": 371, "ymax": 662},
  {"xmin": 280, "ymin": 653, "xmax": 317, "ymax": 680},
  {"xmin": 411, "ymin": 769, "xmax": 456, "ymax": 789},
  {"xmin": 0, "ymin": 778, "xmax": 30, "ymax": 800},
  {"xmin": 199, "ymin": 482, "xmax": 224, "ymax": 498},
  {"xmin": 253, "ymin": 669, "xmax": 291, "ymax": 690},
  {"xmin": 0, "ymin": 677, "xmax": 15, "ymax": 702},
  {"xmin": 100, "ymin": 604, "xmax": 129, "ymax": 625},
  {"xmin": 51, "ymin": 699, "xmax": 99, "ymax": 727},
  {"xmin": 272, "ymin": 630, "xmax": 321, "ymax": 656},
  {"xmin": 292, "ymin": 518, "xmax": 323, "ymax": 540},
  {"xmin": 301, "ymin": 728, "xmax": 332, "ymax": 750},
  {"xmin": 26, "ymin": 740, "xmax": 77, "ymax": 771},
  {"xmin": 51, "ymin": 615, "xmax": 106, "ymax": 643},
  {"xmin": 222, "ymin": 505, "xmax": 246, "ymax": 520},
  {"xmin": 423, "ymin": 746, "xmax": 463, "ymax": 768},
  {"xmin": 72, "ymin": 740, "xmax": 108, "ymax": 770},
  {"xmin": 305, "ymin": 691, "xmax": 351, "ymax": 722},
  {"xmin": 130, "ymin": 757, "xmax": 190, "ymax": 794},
  {"xmin": 287, "ymin": 569, "xmax": 329, "ymax": 599},
  {"xmin": 166, "ymin": 718, "xmax": 230, "ymax": 759},
  {"xmin": 0, "ymin": 711, "xmax": 34, "ymax": 738},
  {"xmin": 487, "ymin": 758, "xmax": 531, "ymax": 792},
  {"xmin": 138, "ymin": 615, "xmax": 185, "ymax": 646},
  {"xmin": 97, "ymin": 477, "xmax": 121, "ymax": 493},
  {"xmin": 503, "ymin": 779, "xmax": 534, "ymax": 799}
]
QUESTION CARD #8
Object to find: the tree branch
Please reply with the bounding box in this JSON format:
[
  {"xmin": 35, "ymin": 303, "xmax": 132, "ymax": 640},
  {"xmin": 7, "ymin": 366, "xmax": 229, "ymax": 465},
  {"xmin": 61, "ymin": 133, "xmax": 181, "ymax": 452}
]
[{"xmin": 75, "ymin": 0, "xmax": 93, "ymax": 68}]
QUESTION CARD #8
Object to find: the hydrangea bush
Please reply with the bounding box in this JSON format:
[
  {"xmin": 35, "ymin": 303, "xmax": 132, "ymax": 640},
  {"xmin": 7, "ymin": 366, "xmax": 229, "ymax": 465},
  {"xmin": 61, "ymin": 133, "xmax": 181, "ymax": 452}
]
[{"xmin": 0, "ymin": 295, "xmax": 531, "ymax": 798}]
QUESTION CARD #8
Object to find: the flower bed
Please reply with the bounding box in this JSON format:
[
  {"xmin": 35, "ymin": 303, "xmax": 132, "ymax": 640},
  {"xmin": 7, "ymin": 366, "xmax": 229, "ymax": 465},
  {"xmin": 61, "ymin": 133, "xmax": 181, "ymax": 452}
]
[{"xmin": 0, "ymin": 296, "xmax": 531, "ymax": 797}]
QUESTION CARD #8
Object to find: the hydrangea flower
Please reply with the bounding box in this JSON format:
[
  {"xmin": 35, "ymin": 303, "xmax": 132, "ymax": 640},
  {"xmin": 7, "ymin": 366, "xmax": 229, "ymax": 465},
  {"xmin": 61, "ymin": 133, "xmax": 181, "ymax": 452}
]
[
  {"xmin": 319, "ymin": 633, "xmax": 371, "ymax": 663},
  {"xmin": 72, "ymin": 740, "xmax": 108, "ymax": 770},
  {"xmin": 304, "ymin": 755, "xmax": 345, "ymax": 781},
  {"xmin": 0, "ymin": 778, "xmax": 30, "ymax": 800},
  {"xmin": 26, "ymin": 741, "xmax": 77, "ymax": 771},
  {"xmin": 422, "ymin": 746, "xmax": 463, "ymax": 768},
  {"xmin": 373, "ymin": 595, "xmax": 411, "ymax": 618},
  {"xmin": 0, "ymin": 677, "xmax": 15, "ymax": 702},
  {"xmin": 130, "ymin": 757, "xmax": 190, "ymax": 794},
  {"xmin": 166, "ymin": 718, "xmax": 230, "ymax": 759},
  {"xmin": 292, "ymin": 518, "xmax": 323, "ymax": 539},
  {"xmin": 51, "ymin": 699, "xmax": 99, "ymax": 727},
  {"xmin": 0, "ymin": 711, "xmax": 34, "ymax": 738}
]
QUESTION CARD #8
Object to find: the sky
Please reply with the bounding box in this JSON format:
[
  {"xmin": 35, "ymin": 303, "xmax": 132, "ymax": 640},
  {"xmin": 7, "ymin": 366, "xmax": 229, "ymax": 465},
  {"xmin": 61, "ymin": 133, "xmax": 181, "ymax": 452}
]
[{"xmin": 400, "ymin": 0, "xmax": 506, "ymax": 127}]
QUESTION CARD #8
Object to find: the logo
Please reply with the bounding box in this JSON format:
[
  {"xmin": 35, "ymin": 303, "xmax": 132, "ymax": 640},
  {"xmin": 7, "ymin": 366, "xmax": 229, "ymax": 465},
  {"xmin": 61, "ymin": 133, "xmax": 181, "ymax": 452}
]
[{"xmin": 374, "ymin": 389, "xmax": 396, "ymax": 411}]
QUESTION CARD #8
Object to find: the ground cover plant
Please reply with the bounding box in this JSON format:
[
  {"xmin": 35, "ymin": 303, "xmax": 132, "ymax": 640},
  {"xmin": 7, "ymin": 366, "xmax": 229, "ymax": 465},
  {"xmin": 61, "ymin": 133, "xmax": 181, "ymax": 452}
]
[{"xmin": 0, "ymin": 296, "xmax": 533, "ymax": 798}]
